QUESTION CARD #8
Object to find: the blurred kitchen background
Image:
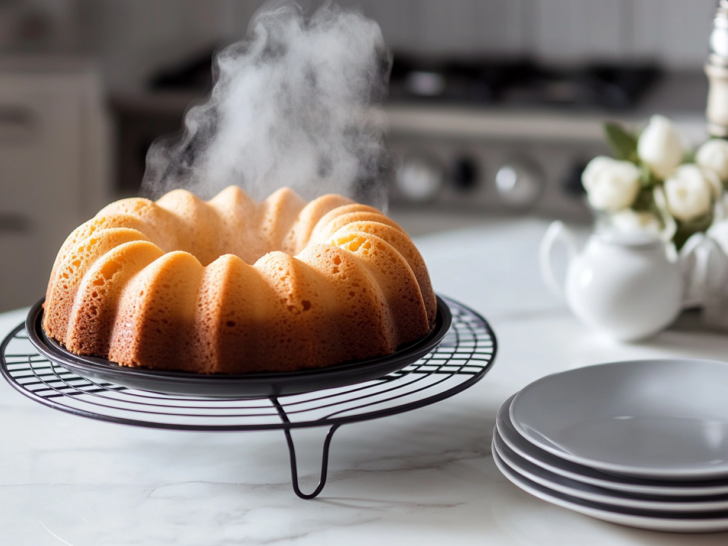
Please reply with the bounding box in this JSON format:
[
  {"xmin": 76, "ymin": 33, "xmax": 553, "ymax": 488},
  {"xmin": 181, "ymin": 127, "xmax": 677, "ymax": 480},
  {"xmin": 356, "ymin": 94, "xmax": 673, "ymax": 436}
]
[{"xmin": 0, "ymin": 0, "xmax": 721, "ymax": 311}]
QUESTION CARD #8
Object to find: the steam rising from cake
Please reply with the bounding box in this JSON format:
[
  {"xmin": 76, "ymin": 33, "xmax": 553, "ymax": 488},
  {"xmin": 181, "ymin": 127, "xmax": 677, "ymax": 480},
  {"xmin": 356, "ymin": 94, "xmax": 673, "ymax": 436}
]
[{"xmin": 142, "ymin": 1, "xmax": 391, "ymax": 209}]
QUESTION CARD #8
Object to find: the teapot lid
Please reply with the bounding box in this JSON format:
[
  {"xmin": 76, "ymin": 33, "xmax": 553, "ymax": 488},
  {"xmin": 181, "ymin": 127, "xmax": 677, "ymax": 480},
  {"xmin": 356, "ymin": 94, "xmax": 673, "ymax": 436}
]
[{"xmin": 595, "ymin": 230, "xmax": 662, "ymax": 248}]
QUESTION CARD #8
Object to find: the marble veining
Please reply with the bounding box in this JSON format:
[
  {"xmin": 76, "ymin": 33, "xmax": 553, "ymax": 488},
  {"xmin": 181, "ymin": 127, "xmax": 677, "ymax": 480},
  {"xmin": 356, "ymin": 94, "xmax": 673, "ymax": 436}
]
[{"xmin": 3, "ymin": 219, "xmax": 728, "ymax": 544}]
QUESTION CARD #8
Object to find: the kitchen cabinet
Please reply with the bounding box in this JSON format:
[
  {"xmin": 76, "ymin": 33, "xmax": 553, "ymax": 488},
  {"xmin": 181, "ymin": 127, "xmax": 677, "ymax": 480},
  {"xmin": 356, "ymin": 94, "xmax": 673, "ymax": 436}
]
[{"xmin": 0, "ymin": 59, "xmax": 110, "ymax": 311}]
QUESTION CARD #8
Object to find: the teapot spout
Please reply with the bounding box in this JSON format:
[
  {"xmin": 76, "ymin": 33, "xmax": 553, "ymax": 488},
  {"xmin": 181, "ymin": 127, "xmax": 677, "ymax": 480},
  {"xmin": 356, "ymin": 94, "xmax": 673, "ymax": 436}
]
[
  {"xmin": 679, "ymin": 233, "xmax": 728, "ymax": 308},
  {"xmin": 679, "ymin": 232, "xmax": 708, "ymax": 265}
]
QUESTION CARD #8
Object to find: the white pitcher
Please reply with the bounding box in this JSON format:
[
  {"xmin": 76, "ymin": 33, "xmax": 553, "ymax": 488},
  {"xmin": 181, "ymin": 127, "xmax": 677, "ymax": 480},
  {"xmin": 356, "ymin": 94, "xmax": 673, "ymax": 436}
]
[{"xmin": 540, "ymin": 221, "xmax": 723, "ymax": 341}]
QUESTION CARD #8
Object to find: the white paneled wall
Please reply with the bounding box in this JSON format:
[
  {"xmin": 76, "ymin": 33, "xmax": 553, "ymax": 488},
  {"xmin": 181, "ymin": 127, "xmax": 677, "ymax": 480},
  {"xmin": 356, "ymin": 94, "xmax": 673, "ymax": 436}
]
[
  {"xmin": 531, "ymin": 0, "xmax": 627, "ymax": 62},
  {"xmin": 77, "ymin": 0, "xmax": 240, "ymax": 92},
  {"xmin": 74, "ymin": 0, "xmax": 719, "ymax": 91},
  {"xmin": 338, "ymin": 0, "xmax": 419, "ymax": 51},
  {"xmin": 415, "ymin": 0, "xmax": 526, "ymax": 56},
  {"xmin": 631, "ymin": 0, "xmax": 718, "ymax": 67}
]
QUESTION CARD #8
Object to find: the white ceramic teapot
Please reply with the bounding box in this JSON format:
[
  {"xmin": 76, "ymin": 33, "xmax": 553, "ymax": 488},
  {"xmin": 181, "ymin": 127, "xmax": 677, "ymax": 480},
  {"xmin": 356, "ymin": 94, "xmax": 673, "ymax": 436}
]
[{"xmin": 540, "ymin": 221, "xmax": 722, "ymax": 341}]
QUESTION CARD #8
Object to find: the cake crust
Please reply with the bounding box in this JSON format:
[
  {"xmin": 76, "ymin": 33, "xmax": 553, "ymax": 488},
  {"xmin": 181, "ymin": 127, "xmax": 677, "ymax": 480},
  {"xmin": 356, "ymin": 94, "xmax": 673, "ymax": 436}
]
[{"xmin": 43, "ymin": 187, "xmax": 436, "ymax": 373}]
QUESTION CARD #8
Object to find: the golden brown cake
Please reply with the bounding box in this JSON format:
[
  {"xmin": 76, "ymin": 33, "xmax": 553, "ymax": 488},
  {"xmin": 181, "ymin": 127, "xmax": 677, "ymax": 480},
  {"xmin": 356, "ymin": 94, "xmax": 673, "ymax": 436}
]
[{"xmin": 42, "ymin": 186, "xmax": 436, "ymax": 373}]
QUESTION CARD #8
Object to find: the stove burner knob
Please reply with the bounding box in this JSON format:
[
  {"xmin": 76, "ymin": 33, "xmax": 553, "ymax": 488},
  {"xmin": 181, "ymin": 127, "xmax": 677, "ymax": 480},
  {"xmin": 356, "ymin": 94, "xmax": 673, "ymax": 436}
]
[
  {"xmin": 451, "ymin": 156, "xmax": 479, "ymax": 192},
  {"xmin": 495, "ymin": 161, "xmax": 542, "ymax": 208},
  {"xmin": 395, "ymin": 156, "xmax": 443, "ymax": 202}
]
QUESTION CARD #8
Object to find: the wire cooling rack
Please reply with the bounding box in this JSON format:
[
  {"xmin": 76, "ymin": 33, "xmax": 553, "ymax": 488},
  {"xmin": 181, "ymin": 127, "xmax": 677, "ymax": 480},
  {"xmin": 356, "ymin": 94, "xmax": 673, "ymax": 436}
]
[{"xmin": 1, "ymin": 296, "xmax": 496, "ymax": 499}]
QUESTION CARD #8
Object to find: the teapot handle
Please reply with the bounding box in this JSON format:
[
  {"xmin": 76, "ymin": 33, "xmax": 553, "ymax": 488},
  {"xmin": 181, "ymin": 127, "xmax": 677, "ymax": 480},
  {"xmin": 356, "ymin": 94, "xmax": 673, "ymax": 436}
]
[
  {"xmin": 540, "ymin": 221, "xmax": 578, "ymax": 298},
  {"xmin": 679, "ymin": 233, "xmax": 722, "ymax": 308}
]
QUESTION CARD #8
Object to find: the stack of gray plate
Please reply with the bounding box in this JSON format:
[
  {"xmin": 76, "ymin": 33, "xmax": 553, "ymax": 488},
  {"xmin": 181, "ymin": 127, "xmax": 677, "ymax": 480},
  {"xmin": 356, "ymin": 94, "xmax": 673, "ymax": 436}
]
[{"xmin": 493, "ymin": 359, "xmax": 728, "ymax": 533}]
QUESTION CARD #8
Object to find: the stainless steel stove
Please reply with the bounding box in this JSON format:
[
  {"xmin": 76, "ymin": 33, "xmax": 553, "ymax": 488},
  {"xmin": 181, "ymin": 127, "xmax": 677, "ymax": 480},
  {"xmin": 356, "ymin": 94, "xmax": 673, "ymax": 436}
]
[
  {"xmin": 112, "ymin": 55, "xmax": 710, "ymax": 227},
  {"xmin": 386, "ymin": 106, "xmax": 608, "ymax": 221},
  {"xmin": 383, "ymin": 57, "xmax": 709, "ymax": 223}
]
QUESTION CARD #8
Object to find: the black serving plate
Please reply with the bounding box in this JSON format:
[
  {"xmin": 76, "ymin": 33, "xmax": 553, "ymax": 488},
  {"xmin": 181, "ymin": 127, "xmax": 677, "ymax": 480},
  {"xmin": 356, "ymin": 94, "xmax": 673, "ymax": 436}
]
[{"xmin": 26, "ymin": 296, "xmax": 452, "ymax": 398}]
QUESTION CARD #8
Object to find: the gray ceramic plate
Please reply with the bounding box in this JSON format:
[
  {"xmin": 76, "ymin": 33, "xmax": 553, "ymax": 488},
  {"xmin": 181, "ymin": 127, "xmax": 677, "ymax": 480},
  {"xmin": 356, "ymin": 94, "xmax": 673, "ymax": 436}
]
[
  {"xmin": 494, "ymin": 431, "xmax": 728, "ymax": 512},
  {"xmin": 493, "ymin": 443, "xmax": 728, "ymax": 533},
  {"xmin": 496, "ymin": 394, "xmax": 728, "ymax": 497},
  {"xmin": 510, "ymin": 359, "xmax": 728, "ymax": 479}
]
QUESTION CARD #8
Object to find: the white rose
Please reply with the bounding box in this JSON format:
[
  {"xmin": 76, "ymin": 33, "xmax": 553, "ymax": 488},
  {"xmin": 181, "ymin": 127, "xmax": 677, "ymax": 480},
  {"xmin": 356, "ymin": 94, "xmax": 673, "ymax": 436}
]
[
  {"xmin": 637, "ymin": 115, "xmax": 684, "ymax": 179},
  {"xmin": 696, "ymin": 138, "xmax": 728, "ymax": 181},
  {"xmin": 581, "ymin": 156, "xmax": 641, "ymax": 212},
  {"xmin": 703, "ymin": 166, "xmax": 723, "ymax": 200},
  {"xmin": 664, "ymin": 164, "xmax": 712, "ymax": 222},
  {"xmin": 610, "ymin": 209, "xmax": 662, "ymax": 236}
]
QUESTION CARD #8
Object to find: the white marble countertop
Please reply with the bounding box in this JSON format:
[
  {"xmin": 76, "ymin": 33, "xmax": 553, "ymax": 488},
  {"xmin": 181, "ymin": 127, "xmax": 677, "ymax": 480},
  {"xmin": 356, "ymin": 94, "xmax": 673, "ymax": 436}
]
[{"xmin": 3, "ymin": 218, "xmax": 728, "ymax": 545}]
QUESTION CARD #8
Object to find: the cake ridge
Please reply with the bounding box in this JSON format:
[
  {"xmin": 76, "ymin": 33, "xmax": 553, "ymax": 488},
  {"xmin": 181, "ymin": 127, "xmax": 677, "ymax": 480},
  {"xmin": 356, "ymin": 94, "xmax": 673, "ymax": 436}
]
[{"xmin": 43, "ymin": 186, "xmax": 436, "ymax": 373}]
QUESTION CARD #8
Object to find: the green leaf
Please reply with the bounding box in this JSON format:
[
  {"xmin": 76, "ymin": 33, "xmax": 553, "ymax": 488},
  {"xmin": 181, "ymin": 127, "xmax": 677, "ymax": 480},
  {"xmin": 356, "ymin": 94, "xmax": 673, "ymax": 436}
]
[
  {"xmin": 672, "ymin": 213, "xmax": 713, "ymax": 250},
  {"xmin": 604, "ymin": 122, "xmax": 638, "ymax": 162},
  {"xmin": 631, "ymin": 186, "xmax": 655, "ymax": 212},
  {"xmin": 683, "ymin": 148, "xmax": 696, "ymax": 164},
  {"xmin": 638, "ymin": 164, "xmax": 657, "ymax": 188}
]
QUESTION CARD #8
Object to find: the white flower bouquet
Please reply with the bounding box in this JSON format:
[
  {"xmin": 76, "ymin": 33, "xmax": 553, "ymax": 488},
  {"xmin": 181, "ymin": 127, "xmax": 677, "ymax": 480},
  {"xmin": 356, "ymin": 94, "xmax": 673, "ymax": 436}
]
[{"xmin": 583, "ymin": 115, "xmax": 728, "ymax": 249}]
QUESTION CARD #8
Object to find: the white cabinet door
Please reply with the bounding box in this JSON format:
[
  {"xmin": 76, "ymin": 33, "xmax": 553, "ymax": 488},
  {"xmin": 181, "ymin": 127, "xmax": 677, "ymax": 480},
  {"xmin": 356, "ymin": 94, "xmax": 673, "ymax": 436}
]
[{"xmin": 0, "ymin": 67, "xmax": 109, "ymax": 312}]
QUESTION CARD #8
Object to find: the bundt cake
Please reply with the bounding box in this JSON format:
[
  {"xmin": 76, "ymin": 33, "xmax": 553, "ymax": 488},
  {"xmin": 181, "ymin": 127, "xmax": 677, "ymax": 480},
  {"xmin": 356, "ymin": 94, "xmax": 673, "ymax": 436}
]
[{"xmin": 42, "ymin": 186, "xmax": 437, "ymax": 373}]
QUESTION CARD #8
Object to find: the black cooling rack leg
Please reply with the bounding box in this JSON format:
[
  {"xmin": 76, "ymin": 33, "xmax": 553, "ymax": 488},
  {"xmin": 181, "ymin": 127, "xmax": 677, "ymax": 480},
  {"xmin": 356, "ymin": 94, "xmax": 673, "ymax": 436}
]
[
  {"xmin": 282, "ymin": 423, "xmax": 340, "ymax": 500},
  {"xmin": 271, "ymin": 396, "xmax": 340, "ymax": 499}
]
